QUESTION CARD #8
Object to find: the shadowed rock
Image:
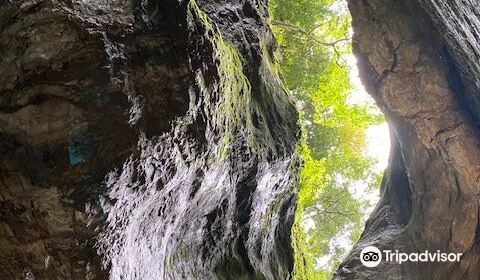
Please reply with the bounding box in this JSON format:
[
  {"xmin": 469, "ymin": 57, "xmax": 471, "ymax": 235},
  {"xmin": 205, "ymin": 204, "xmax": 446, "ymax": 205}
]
[{"xmin": 0, "ymin": 0, "xmax": 299, "ymax": 279}]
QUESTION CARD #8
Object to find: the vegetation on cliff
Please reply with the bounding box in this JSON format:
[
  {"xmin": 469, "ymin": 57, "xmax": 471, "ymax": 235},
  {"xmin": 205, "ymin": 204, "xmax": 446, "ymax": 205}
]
[{"xmin": 269, "ymin": 0, "xmax": 383, "ymax": 278}]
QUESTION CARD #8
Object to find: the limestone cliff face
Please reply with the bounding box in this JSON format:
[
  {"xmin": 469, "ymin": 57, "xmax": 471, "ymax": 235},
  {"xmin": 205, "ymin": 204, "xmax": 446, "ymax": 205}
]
[
  {"xmin": 0, "ymin": 0, "xmax": 299, "ymax": 279},
  {"xmin": 336, "ymin": 0, "xmax": 480, "ymax": 279}
]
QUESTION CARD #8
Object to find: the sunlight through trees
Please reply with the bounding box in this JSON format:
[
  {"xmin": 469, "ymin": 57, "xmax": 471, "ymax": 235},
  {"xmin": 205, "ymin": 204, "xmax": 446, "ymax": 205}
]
[{"xmin": 268, "ymin": 0, "xmax": 388, "ymax": 278}]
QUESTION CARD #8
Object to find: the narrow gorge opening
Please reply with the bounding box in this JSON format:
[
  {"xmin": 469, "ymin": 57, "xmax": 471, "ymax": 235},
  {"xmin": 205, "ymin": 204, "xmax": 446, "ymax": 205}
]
[
  {"xmin": 2, "ymin": 0, "xmax": 480, "ymax": 279},
  {"xmin": 268, "ymin": 0, "xmax": 391, "ymax": 278}
]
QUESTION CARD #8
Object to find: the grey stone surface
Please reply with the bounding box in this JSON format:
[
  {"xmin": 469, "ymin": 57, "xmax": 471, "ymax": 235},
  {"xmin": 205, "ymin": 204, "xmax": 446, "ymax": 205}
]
[{"xmin": 0, "ymin": 0, "xmax": 299, "ymax": 279}]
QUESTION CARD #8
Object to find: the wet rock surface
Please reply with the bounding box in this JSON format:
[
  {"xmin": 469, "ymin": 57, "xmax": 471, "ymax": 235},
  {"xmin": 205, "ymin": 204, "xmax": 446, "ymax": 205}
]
[
  {"xmin": 336, "ymin": 0, "xmax": 480, "ymax": 279},
  {"xmin": 0, "ymin": 0, "xmax": 298, "ymax": 279}
]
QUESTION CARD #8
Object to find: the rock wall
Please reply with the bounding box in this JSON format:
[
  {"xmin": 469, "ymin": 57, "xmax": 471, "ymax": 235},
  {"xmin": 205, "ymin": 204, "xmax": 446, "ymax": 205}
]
[
  {"xmin": 0, "ymin": 0, "xmax": 299, "ymax": 279},
  {"xmin": 336, "ymin": 0, "xmax": 480, "ymax": 279}
]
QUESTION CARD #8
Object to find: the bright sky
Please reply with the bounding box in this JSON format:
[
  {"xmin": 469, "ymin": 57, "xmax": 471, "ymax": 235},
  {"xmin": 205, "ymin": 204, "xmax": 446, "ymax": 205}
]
[
  {"xmin": 366, "ymin": 123, "xmax": 390, "ymax": 172},
  {"xmin": 334, "ymin": 0, "xmax": 391, "ymax": 170},
  {"xmin": 347, "ymin": 54, "xmax": 390, "ymax": 172}
]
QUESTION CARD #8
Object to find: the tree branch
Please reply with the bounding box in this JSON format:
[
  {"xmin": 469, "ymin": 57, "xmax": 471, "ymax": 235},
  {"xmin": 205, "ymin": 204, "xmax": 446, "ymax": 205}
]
[{"xmin": 271, "ymin": 19, "xmax": 351, "ymax": 47}]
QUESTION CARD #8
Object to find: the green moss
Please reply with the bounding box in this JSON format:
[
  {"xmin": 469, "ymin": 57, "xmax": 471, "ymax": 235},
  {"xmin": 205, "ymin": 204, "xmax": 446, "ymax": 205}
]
[
  {"xmin": 291, "ymin": 218, "xmax": 320, "ymax": 280},
  {"xmin": 291, "ymin": 142, "xmax": 324, "ymax": 280},
  {"xmin": 187, "ymin": 0, "xmax": 255, "ymax": 161}
]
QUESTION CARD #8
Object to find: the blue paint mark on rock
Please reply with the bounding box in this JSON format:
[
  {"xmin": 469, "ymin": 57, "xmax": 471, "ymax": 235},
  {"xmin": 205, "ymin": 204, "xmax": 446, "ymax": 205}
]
[{"xmin": 68, "ymin": 136, "xmax": 91, "ymax": 166}]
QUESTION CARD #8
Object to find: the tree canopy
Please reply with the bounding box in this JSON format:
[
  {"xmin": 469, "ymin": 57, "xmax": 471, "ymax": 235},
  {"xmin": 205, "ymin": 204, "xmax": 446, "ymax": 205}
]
[{"xmin": 268, "ymin": 0, "xmax": 384, "ymax": 278}]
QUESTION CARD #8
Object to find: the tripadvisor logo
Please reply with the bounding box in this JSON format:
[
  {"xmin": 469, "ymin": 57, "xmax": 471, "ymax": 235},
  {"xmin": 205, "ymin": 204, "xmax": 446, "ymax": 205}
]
[
  {"xmin": 360, "ymin": 246, "xmax": 382, "ymax": 267},
  {"xmin": 360, "ymin": 246, "xmax": 462, "ymax": 267}
]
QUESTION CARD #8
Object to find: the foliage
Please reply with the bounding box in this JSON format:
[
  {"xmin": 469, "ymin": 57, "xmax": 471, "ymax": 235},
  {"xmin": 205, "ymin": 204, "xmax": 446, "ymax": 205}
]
[{"xmin": 269, "ymin": 0, "xmax": 383, "ymax": 278}]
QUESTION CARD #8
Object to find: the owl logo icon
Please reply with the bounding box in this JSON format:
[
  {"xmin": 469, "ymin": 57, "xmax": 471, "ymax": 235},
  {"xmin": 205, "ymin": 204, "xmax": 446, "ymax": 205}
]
[{"xmin": 360, "ymin": 246, "xmax": 382, "ymax": 267}]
